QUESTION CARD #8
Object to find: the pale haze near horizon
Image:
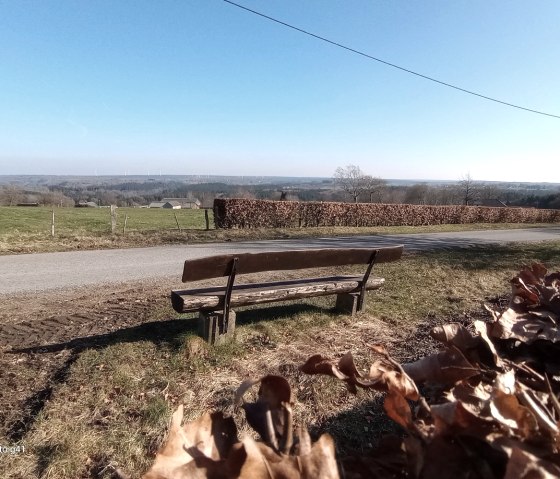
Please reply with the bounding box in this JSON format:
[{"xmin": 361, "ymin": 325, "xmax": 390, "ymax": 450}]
[{"xmin": 0, "ymin": 1, "xmax": 559, "ymax": 182}]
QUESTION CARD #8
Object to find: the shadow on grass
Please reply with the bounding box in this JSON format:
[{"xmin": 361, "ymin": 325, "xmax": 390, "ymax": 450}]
[
  {"xmin": 236, "ymin": 303, "xmax": 328, "ymax": 326},
  {"xmin": 11, "ymin": 318, "xmax": 198, "ymax": 356},
  {"xmin": 11, "ymin": 303, "xmax": 330, "ymax": 356},
  {"xmin": 35, "ymin": 444, "xmax": 61, "ymax": 478},
  {"xmin": 6, "ymin": 319, "xmax": 196, "ymax": 443},
  {"xmin": 420, "ymin": 242, "xmax": 560, "ymax": 271},
  {"xmin": 308, "ymin": 396, "xmax": 402, "ymax": 455},
  {"xmin": 6, "ymin": 301, "xmax": 333, "ymax": 444}
]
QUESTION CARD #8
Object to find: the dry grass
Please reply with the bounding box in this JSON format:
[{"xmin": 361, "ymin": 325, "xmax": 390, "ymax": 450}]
[{"xmin": 2, "ymin": 241, "xmax": 560, "ymax": 478}]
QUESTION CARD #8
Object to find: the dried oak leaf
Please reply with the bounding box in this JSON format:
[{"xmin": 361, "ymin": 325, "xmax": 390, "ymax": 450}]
[
  {"xmin": 485, "ymin": 303, "xmax": 560, "ymax": 344},
  {"xmin": 430, "ymin": 324, "xmax": 479, "ymax": 351},
  {"xmin": 430, "ymin": 400, "xmax": 493, "ymax": 437},
  {"xmin": 485, "ymin": 264, "xmax": 560, "ymax": 344},
  {"xmin": 473, "ymin": 320, "xmax": 502, "ymax": 367},
  {"xmin": 504, "ymin": 446, "xmax": 560, "ymax": 479},
  {"xmin": 444, "ymin": 372, "xmax": 540, "ymax": 439},
  {"xmin": 299, "ymin": 352, "xmax": 362, "ymax": 394},
  {"xmin": 235, "ymin": 375, "xmax": 293, "ymax": 451},
  {"xmin": 432, "ymin": 322, "xmax": 501, "ymax": 368},
  {"xmin": 402, "ymin": 347, "xmax": 480, "ymax": 387},
  {"xmin": 301, "ymin": 347, "xmax": 419, "ymax": 401},
  {"xmin": 217, "ymin": 432, "xmax": 339, "ymax": 479},
  {"xmin": 226, "ymin": 438, "xmax": 301, "ymax": 479},
  {"xmin": 365, "ymin": 344, "xmax": 419, "ymax": 400},
  {"xmin": 145, "ymin": 389, "xmax": 339, "ymax": 479},
  {"xmin": 384, "ymin": 390, "xmax": 414, "ymax": 431},
  {"xmin": 490, "ymin": 391, "xmax": 538, "ymax": 438},
  {"xmin": 142, "ymin": 405, "xmax": 237, "ymax": 479},
  {"xmin": 298, "ymin": 427, "xmax": 340, "ymax": 479}
]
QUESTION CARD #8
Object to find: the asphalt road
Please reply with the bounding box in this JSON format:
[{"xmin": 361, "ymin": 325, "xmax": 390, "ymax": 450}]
[{"xmin": 1, "ymin": 227, "xmax": 559, "ymax": 295}]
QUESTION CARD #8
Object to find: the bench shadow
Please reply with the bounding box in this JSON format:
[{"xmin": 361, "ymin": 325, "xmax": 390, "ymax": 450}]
[
  {"xmin": 10, "ymin": 302, "xmax": 332, "ymax": 356},
  {"xmin": 6, "ymin": 301, "xmax": 334, "ymax": 445},
  {"xmin": 236, "ymin": 303, "xmax": 329, "ymax": 326},
  {"xmin": 6, "ymin": 319, "xmax": 198, "ymax": 443},
  {"xmin": 10, "ymin": 318, "xmax": 199, "ymax": 356}
]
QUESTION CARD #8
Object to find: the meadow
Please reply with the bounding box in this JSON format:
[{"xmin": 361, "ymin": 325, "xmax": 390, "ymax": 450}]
[
  {"xmin": 2, "ymin": 241, "xmax": 560, "ymax": 478},
  {"xmin": 0, "ymin": 206, "xmax": 211, "ymax": 235},
  {"xmin": 0, "ymin": 206, "xmax": 213, "ymax": 254}
]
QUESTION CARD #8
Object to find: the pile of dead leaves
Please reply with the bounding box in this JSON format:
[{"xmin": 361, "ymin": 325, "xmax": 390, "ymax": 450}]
[
  {"xmin": 142, "ymin": 375, "xmax": 338, "ymax": 479},
  {"xmin": 142, "ymin": 263, "xmax": 560, "ymax": 478}
]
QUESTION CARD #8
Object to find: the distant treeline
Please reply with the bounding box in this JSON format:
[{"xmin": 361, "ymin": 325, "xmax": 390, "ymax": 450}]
[{"xmin": 0, "ymin": 180, "xmax": 559, "ymax": 209}]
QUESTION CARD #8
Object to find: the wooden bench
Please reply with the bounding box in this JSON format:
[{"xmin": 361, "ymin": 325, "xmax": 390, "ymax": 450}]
[{"xmin": 171, "ymin": 245, "xmax": 403, "ymax": 344}]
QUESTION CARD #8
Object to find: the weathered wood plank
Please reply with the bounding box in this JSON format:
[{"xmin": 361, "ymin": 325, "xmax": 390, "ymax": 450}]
[
  {"xmin": 181, "ymin": 245, "xmax": 403, "ymax": 282},
  {"xmin": 198, "ymin": 310, "xmax": 236, "ymax": 345},
  {"xmin": 171, "ymin": 277, "xmax": 384, "ymax": 313},
  {"xmin": 335, "ymin": 293, "xmax": 359, "ymax": 316}
]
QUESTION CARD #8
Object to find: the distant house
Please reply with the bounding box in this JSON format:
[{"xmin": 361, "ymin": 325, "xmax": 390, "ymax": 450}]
[
  {"xmin": 161, "ymin": 198, "xmax": 201, "ymax": 209},
  {"xmin": 149, "ymin": 201, "xmax": 181, "ymax": 209},
  {"xmin": 475, "ymin": 199, "xmax": 507, "ymax": 208},
  {"xmin": 76, "ymin": 201, "xmax": 98, "ymax": 208}
]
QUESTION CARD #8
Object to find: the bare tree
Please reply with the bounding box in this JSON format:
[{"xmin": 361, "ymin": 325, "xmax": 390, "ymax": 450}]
[
  {"xmin": 404, "ymin": 183, "xmax": 430, "ymax": 205},
  {"xmin": 363, "ymin": 175, "xmax": 387, "ymax": 203},
  {"xmin": 333, "ymin": 165, "xmax": 369, "ymax": 203},
  {"xmin": 0, "ymin": 184, "xmax": 24, "ymax": 206},
  {"xmin": 459, "ymin": 173, "xmax": 479, "ymax": 206}
]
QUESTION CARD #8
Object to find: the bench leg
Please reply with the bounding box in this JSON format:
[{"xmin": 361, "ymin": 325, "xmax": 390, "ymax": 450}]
[
  {"xmin": 335, "ymin": 293, "xmax": 360, "ymax": 316},
  {"xmin": 198, "ymin": 310, "xmax": 236, "ymax": 345}
]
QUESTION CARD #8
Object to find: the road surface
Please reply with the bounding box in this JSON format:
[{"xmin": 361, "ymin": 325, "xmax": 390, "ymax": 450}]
[{"xmin": 1, "ymin": 227, "xmax": 559, "ymax": 295}]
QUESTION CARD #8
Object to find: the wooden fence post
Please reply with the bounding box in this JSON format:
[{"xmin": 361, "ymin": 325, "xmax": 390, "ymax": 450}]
[
  {"xmin": 123, "ymin": 214, "xmax": 129, "ymax": 234},
  {"xmin": 110, "ymin": 205, "xmax": 117, "ymax": 233},
  {"xmin": 174, "ymin": 212, "xmax": 181, "ymax": 231},
  {"xmin": 51, "ymin": 209, "xmax": 55, "ymax": 237},
  {"xmin": 204, "ymin": 208, "xmax": 210, "ymax": 230}
]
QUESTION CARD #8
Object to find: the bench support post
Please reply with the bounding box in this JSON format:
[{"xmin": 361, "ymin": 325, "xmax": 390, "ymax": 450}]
[
  {"xmin": 335, "ymin": 293, "xmax": 359, "ymax": 316},
  {"xmin": 357, "ymin": 251, "xmax": 378, "ymax": 312},
  {"xmin": 198, "ymin": 310, "xmax": 236, "ymax": 345},
  {"xmin": 223, "ymin": 257, "xmax": 239, "ymax": 333}
]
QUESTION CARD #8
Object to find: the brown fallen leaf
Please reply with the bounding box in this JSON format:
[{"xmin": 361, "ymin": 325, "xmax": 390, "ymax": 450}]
[
  {"xmin": 142, "ymin": 406, "xmax": 237, "ymax": 479},
  {"xmin": 430, "ymin": 323, "xmax": 479, "ymax": 351},
  {"xmin": 402, "ymin": 347, "xmax": 480, "ymax": 387},
  {"xmin": 504, "ymin": 446, "xmax": 560, "ymax": 479},
  {"xmin": 384, "ymin": 390, "xmax": 414, "ymax": 431},
  {"xmin": 301, "ymin": 346, "xmax": 419, "ymax": 400},
  {"xmin": 236, "ymin": 375, "xmax": 293, "ymax": 452}
]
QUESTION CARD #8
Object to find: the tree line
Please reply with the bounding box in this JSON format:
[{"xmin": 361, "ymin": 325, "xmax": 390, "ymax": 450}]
[{"xmin": 0, "ymin": 168, "xmax": 559, "ymax": 209}]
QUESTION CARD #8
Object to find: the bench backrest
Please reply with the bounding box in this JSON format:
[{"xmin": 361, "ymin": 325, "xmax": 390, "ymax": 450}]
[{"xmin": 181, "ymin": 245, "xmax": 403, "ymax": 282}]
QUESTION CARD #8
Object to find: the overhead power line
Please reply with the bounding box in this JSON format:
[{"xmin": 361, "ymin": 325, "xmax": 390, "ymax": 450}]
[{"xmin": 223, "ymin": 0, "xmax": 560, "ymax": 119}]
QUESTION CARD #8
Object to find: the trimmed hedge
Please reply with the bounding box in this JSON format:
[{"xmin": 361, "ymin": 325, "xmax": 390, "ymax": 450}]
[{"xmin": 213, "ymin": 198, "xmax": 560, "ymax": 229}]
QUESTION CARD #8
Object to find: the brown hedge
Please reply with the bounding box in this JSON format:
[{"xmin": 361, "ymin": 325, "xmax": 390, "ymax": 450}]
[{"xmin": 213, "ymin": 198, "xmax": 560, "ymax": 229}]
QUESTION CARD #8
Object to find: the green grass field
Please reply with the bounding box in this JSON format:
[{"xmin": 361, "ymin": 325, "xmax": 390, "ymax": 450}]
[{"xmin": 0, "ymin": 206, "xmax": 212, "ymax": 235}]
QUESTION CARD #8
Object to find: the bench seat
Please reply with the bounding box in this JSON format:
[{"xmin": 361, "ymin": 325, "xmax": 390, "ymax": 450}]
[
  {"xmin": 171, "ymin": 275, "xmax": 385, "ymax": 313},
  {"xmin": 171, "ymin": 245, "xmax": 403, "ymax": 343}
]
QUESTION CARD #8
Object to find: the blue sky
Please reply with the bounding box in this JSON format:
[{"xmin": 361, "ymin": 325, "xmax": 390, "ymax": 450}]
[{"xmin": 0, "ymin": 0, "xmax": 559, "ymax": 182}]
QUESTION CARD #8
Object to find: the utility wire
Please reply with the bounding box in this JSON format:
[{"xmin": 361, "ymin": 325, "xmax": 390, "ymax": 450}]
[{"xmin": 223, "ymin": 0, "xmax": 560, "ymax": 119}]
